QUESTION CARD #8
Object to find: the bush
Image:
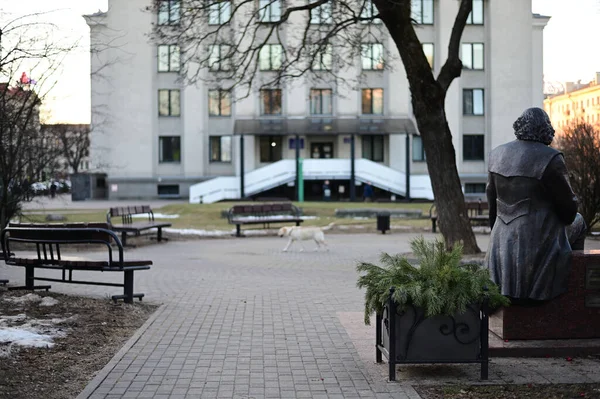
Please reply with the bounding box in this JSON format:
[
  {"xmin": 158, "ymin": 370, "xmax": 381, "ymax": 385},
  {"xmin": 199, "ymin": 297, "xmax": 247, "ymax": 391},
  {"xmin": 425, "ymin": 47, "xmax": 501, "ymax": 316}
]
[
  {"xmin": 554, "ymin": 122, "xmax": 600, "ymax": 229},
  {"xmin": 356, "ymin": 237, "xmax": 509, "ymax": 325}
]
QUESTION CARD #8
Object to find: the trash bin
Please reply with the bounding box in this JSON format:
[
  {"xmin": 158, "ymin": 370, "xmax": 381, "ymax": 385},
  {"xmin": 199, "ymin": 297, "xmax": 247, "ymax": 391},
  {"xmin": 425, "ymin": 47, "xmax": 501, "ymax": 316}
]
[{"xmin": 377, "ymin": 212, "xmax": 390, "ymax": 234}]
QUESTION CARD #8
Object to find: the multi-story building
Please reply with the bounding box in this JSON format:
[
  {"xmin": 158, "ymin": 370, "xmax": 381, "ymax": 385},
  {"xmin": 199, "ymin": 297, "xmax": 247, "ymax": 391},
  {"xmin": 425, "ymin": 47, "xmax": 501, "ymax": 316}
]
[
  {"xmin": 85, "ymin": 0, "xmax": 549, "ymax": 201},
  {"xmin": 544, "ymin": 73, "xmax": 600, "ymax": 131}
]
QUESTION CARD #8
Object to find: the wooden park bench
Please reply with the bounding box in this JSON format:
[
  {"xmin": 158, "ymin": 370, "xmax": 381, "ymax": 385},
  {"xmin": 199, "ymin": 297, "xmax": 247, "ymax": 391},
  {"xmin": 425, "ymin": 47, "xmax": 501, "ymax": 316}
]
[
  {"xmin": 107, "ymin": 205, "xmax": 171, "ymax": 246},
  {"xmin": 1, "ymin": 223, "xmax": 151, "ymax": 303},
  {"xmin": 228, "ymin": 203, "xmax": 304, "ymax": 237},
  {"xmin": 430, "ymin": 201, "xmax": 489, "ymax": 233}
]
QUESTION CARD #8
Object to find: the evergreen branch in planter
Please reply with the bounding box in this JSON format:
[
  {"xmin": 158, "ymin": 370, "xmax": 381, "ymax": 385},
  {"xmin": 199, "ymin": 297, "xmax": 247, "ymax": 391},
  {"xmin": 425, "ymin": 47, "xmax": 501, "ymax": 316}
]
[{"xmin": 356, "ymin": 236, "xmax": 510, "ymax": 325}]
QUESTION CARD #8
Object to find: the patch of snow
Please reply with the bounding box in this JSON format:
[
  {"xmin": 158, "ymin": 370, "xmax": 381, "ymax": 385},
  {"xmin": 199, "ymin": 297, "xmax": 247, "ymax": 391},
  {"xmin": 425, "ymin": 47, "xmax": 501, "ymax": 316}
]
[
  {"xmin": 3, "ymin": 293, "xmax": 43, "ymax": 304},
  {"xmin": 0, "ymin": 328, "xmax": 56, "ymax": 349},
  {"xmin": 0, "ymin": 316, "xmax": 70, "ymax": 357},
  {"xmin": 2, "ymin": 294, "xmax": 59, "ymax": 307},
  {"xmin": 165, "ymin": 228, "xmax": 232, "ymax": 237},
  {"xmin": 164, "ymin": 228, "xmax": 271, "ymax": 237},
  {"xmin": 40, "ymin": 297, "xmax": 60, "ymax": 307},
  {"xmin": 352, "ymin": 217, "xmax": 370, "ymax": 220},
  {"xmin": 132, "ymin": 213, "xmax": 180, "ymax": 219},
  {"xmin": 0, "ymin": 314, "xmax": 27, "ymax": 326}
]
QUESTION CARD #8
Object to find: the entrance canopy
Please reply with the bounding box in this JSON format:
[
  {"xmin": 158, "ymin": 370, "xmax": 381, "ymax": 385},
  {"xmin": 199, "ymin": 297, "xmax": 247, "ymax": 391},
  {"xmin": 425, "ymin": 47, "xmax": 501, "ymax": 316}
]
[{"xmin": 233, "ymin": 118, "xmax": 418, "ymax": 136}]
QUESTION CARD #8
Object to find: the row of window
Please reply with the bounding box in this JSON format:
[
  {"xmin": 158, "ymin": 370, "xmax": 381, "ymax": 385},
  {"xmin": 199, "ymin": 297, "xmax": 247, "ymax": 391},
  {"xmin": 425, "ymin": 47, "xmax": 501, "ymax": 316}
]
[
  {"xmin": 412, "ymin": 135, "xmax": 484, "ymax": 161},
  {"xmin": 557, "ymin": 96, "xmax": 600, "ymax": 113},
  {"xmin": 158, "ymin": 134, "xmax": 485, "ymax": 164},
  {"xmin": 158, "ymin": 0, "xmax": 484, "ymax": 26},
  {"xmin": 158, "ymin": 42, "xmax": 483, "ymax": 73},
  {"xmin": 158, "ymin": 87, "xmax": 485, "ymax": 117},
  {"xmin": 158, "ymin": 88, "xmax": 384, "ymax": 116}
]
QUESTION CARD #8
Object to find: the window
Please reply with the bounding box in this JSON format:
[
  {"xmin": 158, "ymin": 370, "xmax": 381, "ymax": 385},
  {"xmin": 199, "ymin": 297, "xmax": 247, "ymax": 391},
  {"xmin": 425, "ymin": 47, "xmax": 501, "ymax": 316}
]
[
  {"xmin": 463, "ymin": 134, "xmax": 484, "ymax": 161},
  {"xmin": 159, "ymin": 136, "xmax": 181, "ymax": 163},
  {"xmin": 209, "ymin": 136, "xmax": 232, "ymax": 162},
  {"xmin": 158, "ymin": 89, "xmax": 181, "ymax": 116},
  {"xmin": 158, "ymin": 0, "xmax": 181, "ymax": 25},
  {"xmin": 463, "ymin": 89, "xmax": 484, "ymax": 115},
  {"xmin": 412, "ymin": 136, "xmax": 425, "ymax": 161},
  {"xmin": 312, "ymin": 44, "xmax": 333, "ymax": 71},
  {"xmin": 411, "ymin": 0, "xmax": 433, "ymax": 24},
  {"xmin": 208, "ymin": 44, "xmax": 231, "ymax": 71},
  {"xmin": 464, "ymin": 183, "xmax": 486, "ymax": 194},
  {"xmin": 361, "ymin": 88, "xmax": 383, "ymax": 115},
  {"xmin": 422, "ymin": 43, "xmax": 434, "ymax": 69},
  {"xmin": 461, "ymin": 43, "xmax": 484, "ymax": 70},
  {"xmin": 208, "ymin": 0, "xmax": 231, "ymax": 25},
  {"xmin": 260, "ymin": 89, "xmax": 282, "ymax": 115},
  {"xmin": 361, "ymin": 43, "xmax": 384, "ymax": 70},
  {"xmin": 466, "ymin": 0, "xmax": 483, "ymax": 24},
  {"xmin": 362, "ymin": 135, "xmax": 384, "ymax": 162},
  {"xmin": 158, "ymin": 184, "xmax": 180, "ymax": 196},
  {"xmin": 258, "ymin": 0, "xmax": 281, "ymax": 22},
  {"xmin": 360, "ymin": 0, "xmax": 382, "ymax": 24},
  {"xmin": 310, "ymin": 89, "xmax": 332, "ymax": 115},
  {"xmin": 259, "ymin": 44, "xmax": 283, "ymax": 70},
  {"xmin": 208, "ymin": 89, "xmax": 232, "ymax": 116},
  {"xmin": 310, "ymin": 1, "xmax": 332, "ymax": 24},
  {"xmin": 259, "ymin": 136, "xmax": 282, "ymax": 162},
  {"xmin": 158, "ymin": 45, "xmax": 180, "ymax": 72}
]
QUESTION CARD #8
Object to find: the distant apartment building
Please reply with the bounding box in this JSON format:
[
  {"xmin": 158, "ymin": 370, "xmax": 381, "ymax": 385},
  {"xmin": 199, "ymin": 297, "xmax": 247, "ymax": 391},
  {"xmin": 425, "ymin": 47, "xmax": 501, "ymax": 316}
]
[
  {"xmin": 544, "ymin": 72, "xmax": 600, "ymax": 130},
  {"xmin": 85, "ymin": 0, "xmax": 549, "ymax": 201}
]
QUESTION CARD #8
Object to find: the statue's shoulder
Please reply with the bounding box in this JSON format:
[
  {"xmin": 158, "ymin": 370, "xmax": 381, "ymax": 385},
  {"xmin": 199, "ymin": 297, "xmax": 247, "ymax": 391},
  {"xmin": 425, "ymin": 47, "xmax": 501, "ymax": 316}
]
[{"xmin": 489, "ymin": 140, "xmax": 561, "ymax": 178}]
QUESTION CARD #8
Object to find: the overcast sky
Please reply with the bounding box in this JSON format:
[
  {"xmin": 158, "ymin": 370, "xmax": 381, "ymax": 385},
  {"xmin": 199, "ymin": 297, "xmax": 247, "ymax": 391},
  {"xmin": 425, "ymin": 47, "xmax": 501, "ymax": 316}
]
[{"xmin": 1, "ymin": 0, "xmax": 598, "ymax": 123}]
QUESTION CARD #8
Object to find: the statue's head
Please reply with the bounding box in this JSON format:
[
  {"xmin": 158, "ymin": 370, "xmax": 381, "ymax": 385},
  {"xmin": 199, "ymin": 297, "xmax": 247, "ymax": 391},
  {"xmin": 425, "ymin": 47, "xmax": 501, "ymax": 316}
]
[{"xmin": 513, "ymin": 107, "xmax": 555, "ymax": 145}]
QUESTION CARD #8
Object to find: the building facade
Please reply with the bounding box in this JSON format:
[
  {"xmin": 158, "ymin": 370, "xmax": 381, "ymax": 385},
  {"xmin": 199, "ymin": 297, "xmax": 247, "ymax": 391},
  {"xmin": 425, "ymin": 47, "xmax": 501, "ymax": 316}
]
[
  {"xmin": 544, "ymin": 73, "xmax": 600, "ymax": 131},
  {"xmin": 85, "ymin": 0, "xmax": 548, "ymax": 201}
]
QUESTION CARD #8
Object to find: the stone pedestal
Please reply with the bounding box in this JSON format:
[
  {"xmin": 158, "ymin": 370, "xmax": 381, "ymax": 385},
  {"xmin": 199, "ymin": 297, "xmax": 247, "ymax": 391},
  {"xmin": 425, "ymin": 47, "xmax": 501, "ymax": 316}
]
[{"xmin": 490, "ymin": 250, "xmax": 600, "ymax": 340}]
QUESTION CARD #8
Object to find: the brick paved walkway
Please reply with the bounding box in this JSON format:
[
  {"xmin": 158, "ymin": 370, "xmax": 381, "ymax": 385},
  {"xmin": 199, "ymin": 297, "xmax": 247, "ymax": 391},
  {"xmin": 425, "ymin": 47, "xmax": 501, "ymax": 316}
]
[{"xmin": 1, "ymin": 232, "xmax": 599, "ymax": 398}]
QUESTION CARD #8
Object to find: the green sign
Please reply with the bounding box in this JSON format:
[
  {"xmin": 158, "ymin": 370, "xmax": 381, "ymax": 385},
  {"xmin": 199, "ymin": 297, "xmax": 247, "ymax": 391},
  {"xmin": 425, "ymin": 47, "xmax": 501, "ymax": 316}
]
[{"xmin": 298, "ymin": 158, "xmax": 304, "ymax": 202}]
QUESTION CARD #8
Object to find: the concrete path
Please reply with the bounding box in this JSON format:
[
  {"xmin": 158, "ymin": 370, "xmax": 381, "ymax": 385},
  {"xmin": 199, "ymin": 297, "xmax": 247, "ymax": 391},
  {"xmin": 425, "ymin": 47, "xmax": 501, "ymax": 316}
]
[{"xmin": 1, "ymin": 232, "xmax": 599, "ymax": 399}]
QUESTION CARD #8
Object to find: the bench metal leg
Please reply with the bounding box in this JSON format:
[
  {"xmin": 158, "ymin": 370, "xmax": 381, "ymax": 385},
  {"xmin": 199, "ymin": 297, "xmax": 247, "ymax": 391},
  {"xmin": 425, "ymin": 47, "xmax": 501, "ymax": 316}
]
[
  {"xmin": 295, "ymin": 221, "xmax": 301, "ymax": 226},
  {"xmin": 432, "ymin": 219, "xmax": 437, "ymax": 233},
  {"xmin": 376, "ymin": 312, "xmax": 383, "ymax": 363},
  {"xmin": 110, "ymin": 270, "xmax": 145, "ymax": 304},
  {"xmin": 157, "ymin": 227, "xmax": 163, "ymax": 242},
  {"xmin": 121, "ymin": 231, "xmax": 128, "ymax": 247},
  {"xmin": 236, "ymin": 225, "xmax": 241, "ymax": 237},
  {"xmin": 8, "ymin": 265, "xmax": 51, "ymax": 292},
  {"xmin": 0, "ymin": 279, "xmax": 8, "ymax": 286}
]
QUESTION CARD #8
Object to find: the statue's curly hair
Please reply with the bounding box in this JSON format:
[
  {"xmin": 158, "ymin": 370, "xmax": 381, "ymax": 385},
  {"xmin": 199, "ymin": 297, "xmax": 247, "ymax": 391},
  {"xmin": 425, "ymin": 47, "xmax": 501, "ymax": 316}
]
[{"xmin": 513, "ymin": 107, "xmax": 555, "ymax": 145}]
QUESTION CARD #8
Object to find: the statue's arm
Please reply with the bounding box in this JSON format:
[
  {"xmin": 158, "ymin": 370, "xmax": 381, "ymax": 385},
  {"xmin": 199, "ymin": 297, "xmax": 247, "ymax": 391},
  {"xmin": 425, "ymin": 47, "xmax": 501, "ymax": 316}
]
[
  {"xmin": 486, "ymin": 173, "xmax": 497, "ymax": 229},
  {"xmin": 542, "ymin": 154, "xmax": 578, "ymax": 225}
]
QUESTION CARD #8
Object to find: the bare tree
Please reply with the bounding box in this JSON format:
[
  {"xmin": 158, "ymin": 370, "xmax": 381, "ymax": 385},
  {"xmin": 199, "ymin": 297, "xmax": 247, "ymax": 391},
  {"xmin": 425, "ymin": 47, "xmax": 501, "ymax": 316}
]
[
  {"xmin": 554, "ymin": 122, "xmax": 600, "ymax": 230},
  {"xmin": 0, "ymin": 12, "xmax": 76, "ymax": 227},
  {"xmin": 42, "ymin": 124, "xmax": 90, "ymax": 174},
  {"xmin": 152, "ymin": 0, "xmax": 479, "ymax": 252}
]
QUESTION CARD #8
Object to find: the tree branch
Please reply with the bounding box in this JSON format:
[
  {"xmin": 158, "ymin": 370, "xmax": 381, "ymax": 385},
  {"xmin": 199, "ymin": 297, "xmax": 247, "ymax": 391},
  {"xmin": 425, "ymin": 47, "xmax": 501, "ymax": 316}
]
[{"xmin": 437, "ymin": 0, "xmax": 472, "ymax": 92}]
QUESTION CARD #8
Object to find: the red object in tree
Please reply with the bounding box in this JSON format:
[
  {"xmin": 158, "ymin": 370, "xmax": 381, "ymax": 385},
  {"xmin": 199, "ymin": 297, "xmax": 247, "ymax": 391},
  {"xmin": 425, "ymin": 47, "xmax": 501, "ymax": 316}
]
[{"xmin": 20, "ymin": 72, "xmax": 30, "ymax": 84}]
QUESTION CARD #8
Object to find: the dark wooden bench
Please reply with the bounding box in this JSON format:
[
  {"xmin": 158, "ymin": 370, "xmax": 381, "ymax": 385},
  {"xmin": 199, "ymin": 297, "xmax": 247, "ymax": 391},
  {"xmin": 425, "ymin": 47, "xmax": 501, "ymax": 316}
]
[
  {"xmin": 1, "ymin": 223, "xmax": 151, "ymax": 303},
  {"xmin": 430, "ymin": 201, "xmax": 489, "ymax": 233},
  {"xmin": 107, "ymin": 205, "xmax": 172, "ymax": 246},
  {"xmin": 228, "ymin": 203, "xmax": 304, "ymax": 237}
]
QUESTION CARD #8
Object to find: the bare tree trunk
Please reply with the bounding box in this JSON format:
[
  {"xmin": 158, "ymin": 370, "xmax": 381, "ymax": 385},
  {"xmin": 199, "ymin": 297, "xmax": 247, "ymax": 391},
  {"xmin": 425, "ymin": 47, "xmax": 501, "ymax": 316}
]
[
  {"xmin": 376, "ymin": 0, "xmax": 480, "ymax": 253},
  {"xmin": 413, "ymin": 90, "xmax": 480, "ymax": 253}
]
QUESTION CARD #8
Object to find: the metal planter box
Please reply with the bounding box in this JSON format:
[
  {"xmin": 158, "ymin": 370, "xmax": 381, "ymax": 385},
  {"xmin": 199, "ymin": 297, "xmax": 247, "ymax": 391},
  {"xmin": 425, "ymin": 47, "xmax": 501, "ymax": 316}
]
[{"xmin": 376, "ymin": 288, "xmax": 489, "ymax": 381}]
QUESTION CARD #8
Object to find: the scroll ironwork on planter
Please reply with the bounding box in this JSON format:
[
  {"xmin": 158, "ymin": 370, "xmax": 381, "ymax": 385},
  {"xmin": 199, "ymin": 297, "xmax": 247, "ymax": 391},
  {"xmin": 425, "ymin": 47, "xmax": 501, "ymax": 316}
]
[{"xmin": 376, "ymin": 287, "xmax": 489, "ymax": 381}]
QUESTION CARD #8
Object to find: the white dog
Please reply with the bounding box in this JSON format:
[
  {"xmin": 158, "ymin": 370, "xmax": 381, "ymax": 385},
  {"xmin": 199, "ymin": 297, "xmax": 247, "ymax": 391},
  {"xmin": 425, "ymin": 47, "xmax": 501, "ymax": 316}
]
[{"xmin": 278, "ymin": 222, "xmax": 335, "ymax": 252}]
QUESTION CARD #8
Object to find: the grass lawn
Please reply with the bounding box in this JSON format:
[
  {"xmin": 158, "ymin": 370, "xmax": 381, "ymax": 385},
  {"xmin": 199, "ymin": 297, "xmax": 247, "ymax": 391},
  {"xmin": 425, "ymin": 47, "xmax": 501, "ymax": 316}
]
[{"xmin": 18, "ymin": 201, "xmax": 434, "ymax": 231}]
